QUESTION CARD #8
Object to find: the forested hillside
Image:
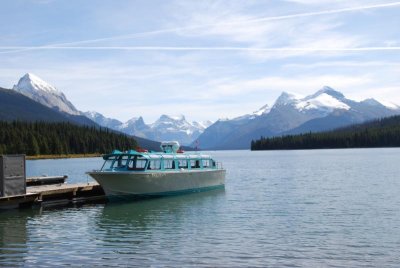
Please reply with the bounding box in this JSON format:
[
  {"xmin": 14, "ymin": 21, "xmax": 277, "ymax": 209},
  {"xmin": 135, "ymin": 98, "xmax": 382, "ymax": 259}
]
[
  {"xmin": 0, "ymin": 121, "xmax": 137, "ymax": 155},
  {"xmin": 251, "ymin": 115, "xmax": 400, "ymax": 150}
]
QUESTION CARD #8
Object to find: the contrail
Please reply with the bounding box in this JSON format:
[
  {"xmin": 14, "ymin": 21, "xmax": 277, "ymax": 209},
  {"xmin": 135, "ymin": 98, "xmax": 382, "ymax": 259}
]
[
  {"xmin": 1, "ymin": 46, "xmax": 400, "ymax": 51},
  {"xmin": 40, "ymin": 1, "xmax": 400, "ymax": 46},
  {"xmin": 1, "ymin": 1, "xmax": 400, "ymax": 54}
]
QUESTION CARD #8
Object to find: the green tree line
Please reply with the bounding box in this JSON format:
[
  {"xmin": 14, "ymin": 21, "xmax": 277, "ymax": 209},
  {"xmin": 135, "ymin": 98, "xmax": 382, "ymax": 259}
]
[
  {"xmin": 0, "ymin": 121, "xmax": 137, "ymax": 155},
  {"xmin": 251, "ymin": 115, "xmax": 400, "ymax": 150}
]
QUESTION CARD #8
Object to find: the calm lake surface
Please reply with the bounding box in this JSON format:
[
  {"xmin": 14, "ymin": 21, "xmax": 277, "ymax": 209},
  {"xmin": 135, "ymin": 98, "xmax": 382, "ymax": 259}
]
[{"xmin": 1, "ymin": 149, "xmax": 400, "ymax": 267}]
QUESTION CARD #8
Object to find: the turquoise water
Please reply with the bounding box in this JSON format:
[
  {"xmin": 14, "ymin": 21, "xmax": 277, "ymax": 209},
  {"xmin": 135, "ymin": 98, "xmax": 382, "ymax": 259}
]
[{"xmin": 1, "ymin": 149, "xmax": 400, "ymax": 267}]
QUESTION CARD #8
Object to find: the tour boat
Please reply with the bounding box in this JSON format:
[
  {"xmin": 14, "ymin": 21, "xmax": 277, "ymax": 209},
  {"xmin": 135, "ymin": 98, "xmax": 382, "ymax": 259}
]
[{"xmin": 87, "ymin": 141, "xmax": 225, "ymax": 199}]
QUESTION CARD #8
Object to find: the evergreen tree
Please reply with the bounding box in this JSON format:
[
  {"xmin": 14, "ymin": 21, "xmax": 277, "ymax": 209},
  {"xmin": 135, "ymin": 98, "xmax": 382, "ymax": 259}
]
[
  {"xmin": 0, "ymin": 121, "xmax": 138, "ymax": 156},
  {"xmin": 251, "ymin": 116, "xmax": 400, "ymax": 150}
]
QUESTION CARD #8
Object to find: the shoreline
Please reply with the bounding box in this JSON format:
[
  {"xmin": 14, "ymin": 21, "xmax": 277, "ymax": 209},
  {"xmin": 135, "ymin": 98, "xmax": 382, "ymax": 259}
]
[{"xmin": 26, "ymin": 153, "xmax": 102, "ymax": 160}]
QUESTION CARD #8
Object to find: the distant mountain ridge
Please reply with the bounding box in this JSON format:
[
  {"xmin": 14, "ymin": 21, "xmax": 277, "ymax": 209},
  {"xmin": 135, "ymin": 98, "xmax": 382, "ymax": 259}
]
[
  {"xmin": 194, "ymin": 86, "xmax": 400, "ymax": 149},
  {"xmin": 5, "ymin": 73, "xmax": 400, "ymax": 150},
  {"xmin": 84, "ymin": 111, "xmax": 212, "ymax": 146}
]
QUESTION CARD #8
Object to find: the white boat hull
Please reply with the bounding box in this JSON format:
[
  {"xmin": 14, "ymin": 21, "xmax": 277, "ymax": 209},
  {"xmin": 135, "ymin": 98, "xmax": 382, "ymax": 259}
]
[{"xmin": 87, "ymin": 169, "xmax": 225, "ymax": 198}]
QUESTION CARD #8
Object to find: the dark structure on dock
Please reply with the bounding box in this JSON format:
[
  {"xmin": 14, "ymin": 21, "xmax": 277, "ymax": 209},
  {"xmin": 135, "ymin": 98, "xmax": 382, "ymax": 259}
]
[{"xmin": 0, "ymin": 155, "xmax": 26, "ymax": 197}]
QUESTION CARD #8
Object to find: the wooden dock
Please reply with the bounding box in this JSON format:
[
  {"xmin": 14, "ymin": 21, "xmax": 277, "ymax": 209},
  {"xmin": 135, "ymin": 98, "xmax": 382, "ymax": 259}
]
[{"xmin": 0, "ymin": 182, "xmax": 106, "ymax": 209}]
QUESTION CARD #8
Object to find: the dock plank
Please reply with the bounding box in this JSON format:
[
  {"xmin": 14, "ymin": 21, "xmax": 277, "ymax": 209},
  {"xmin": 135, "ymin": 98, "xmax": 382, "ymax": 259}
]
[{"xmin": 27, "ymin": 182, "xmax": 99, "ymax": 195}]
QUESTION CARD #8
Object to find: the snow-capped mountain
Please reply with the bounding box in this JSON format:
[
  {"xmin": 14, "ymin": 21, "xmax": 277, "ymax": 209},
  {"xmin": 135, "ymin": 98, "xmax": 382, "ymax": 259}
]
[
  {"xmin": 270, "ymin": 87, "xmax": 351, "ymax": 116},
  {"xmin": 85, "ymin": 112, "xmax": 211, "ymax": 145},
  {"xmin": 195, "ymin": 86, "xmax": 400, "ymax": 149},
  {"xmin": 295, "ymin": 87, "xmax": 350, "ymax": 114},
  {"xmin": 83, "ymin": 111, "xmax": 123, "ymax": 129},
  {"xmin": 143, "ymin": 115, "xmax": 204, "ymax": 145},
  {"xmin": 191, "ymin": 120, "xmax": 213, "ymax": 130},
  {"xmin": 117, "ymin": 116, "xmax": 150, "ymax": 139},
  {"xmin": 13, "ymin": 73, "xmax": 80, "ymax": 115}
]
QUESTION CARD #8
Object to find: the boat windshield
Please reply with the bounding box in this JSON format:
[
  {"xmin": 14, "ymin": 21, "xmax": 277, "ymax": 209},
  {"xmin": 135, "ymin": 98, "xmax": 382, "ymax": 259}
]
[
  {"xmin": 101, "ymin": 156, "xmax": 117, "ymax": 170},
  {"xmin": 101, "ymin": 155, "xmax": 130, "ymax": 170}
]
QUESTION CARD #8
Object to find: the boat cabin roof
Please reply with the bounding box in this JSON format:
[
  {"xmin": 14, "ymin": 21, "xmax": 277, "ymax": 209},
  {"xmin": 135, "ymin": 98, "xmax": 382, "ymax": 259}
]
[{"xmin": 103, "ymin": 149, "xmax": 212, "ymax": 160}]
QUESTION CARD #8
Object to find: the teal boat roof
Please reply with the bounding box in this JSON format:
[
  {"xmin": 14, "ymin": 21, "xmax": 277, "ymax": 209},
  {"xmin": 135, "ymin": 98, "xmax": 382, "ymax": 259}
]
[{"xmin": 102, "ymin": 150, "xmax": 212, "ymax": 160}]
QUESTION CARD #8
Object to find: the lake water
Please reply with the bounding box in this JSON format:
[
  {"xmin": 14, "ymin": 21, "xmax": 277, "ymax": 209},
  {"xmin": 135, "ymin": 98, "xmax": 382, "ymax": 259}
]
[{"xmin": 1, "ymin": 149, "xmax": 400, "ymax": 267}]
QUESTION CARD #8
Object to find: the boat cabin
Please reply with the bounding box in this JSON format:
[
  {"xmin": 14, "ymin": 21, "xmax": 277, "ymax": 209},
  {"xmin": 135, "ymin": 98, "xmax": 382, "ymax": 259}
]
[{"xmin": 100, "ymin": 150, "xmax": 218, "ymax": 172}]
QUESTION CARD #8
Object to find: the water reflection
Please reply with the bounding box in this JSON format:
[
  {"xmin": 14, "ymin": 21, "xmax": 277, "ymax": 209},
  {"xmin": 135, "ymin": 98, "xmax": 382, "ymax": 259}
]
[
  {"xmin": 0, "ymin": 189, "xmax": 226, "ymax": 266},
  {"xmin": 93, "ymin": 189, "xmax": 227, "ymax": 265},
  {"xmin": 0, "ymin": 209, "xmax": 37, "ymax": 266},
  {"xmin": 98, "ymin": 188, "xmax": 226, "ymax": 230}
]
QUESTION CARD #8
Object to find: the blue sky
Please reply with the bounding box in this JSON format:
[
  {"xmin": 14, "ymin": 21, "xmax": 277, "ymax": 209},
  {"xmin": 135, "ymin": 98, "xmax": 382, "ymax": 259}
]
[{"xmin": 1, "ymin": 0, "xmax": 400, "ymax": 123}]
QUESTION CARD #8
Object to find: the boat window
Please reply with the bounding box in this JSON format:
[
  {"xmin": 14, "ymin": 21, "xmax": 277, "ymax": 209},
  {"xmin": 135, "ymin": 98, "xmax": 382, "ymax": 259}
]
[
  {"xmin": 190, "ymin": 160, "xmax": 200, "ymax": 169},
  {"xmin": 115, "ymin": 155, "xmax": 129, "ymax": 169},
  {"xmin": 178, "ymin": 160, "xmax": 188, "ymax": 168},
  {"xmin": 164, "ymin": 159, "xmax": 175, "ymax": 169},
  {"xmin": 128, "ymin": 156, "xmax": 147, "ymax": 170},
  {"xmin": 148, "ymin": 160, "xmax": 161, "ymax": 170},
  {"xmin": 102, "ymin": 156, "xmax": 117, "ymax": 170},
  {"xmin": 202, "ymin": 159, "xmax": 210, "ymax": 168}
]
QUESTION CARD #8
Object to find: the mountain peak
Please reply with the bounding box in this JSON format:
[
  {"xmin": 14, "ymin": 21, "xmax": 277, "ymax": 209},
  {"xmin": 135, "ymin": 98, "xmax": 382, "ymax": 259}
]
[
  {"xmin": 274, "ymin": 91, "xmax": 300, "ymax": 106},
  {"xmin": 127, "ymin": 116, "xmax": 144, "ymax": 124},
  {"xmin": 312, "ymin": 86, "xmax": 345, "ymax": 100},
  {"xmin": 12, "ymin": 73, "xmax": 80, "ymax": 115},
  {"xmin": 361, "ymin": 98, "xmax": 382, "ymax": 107},
  {"xmin": 15, "ymin": 73, "xmax": 60, "ymax": 94},
  {"xmin": 159, "ymin": 114, "xmax": 185, "ymax": 121}
]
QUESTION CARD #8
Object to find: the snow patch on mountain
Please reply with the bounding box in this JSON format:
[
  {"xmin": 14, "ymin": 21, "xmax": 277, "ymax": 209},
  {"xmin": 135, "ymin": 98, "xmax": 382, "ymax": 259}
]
[
  {"xmin": 151, "ymin": 115, "xmax": 196, "ymax": 133},
  {"xmin": 120, "ymin": 117, "xmax": 143, "ymax": 128},
  {"xmin": 84, "ymin": 111, "xmax": 123, "ymax": 129},
  {"xmin": 254, "ymin": 104, "xmax": 271, "ymax": 116},
  {"xmin": 296, "ymin": 93, "xmax": 350, "ymax": 112},
  {"xmin": 192, "ymin": 120, "xmax": 213, "ymax": 130},
  {"xmin": 375, "ymin": 99, "xmax": 400, "ymax": 110},
  {"xmin": 273, "ymin": 91, "xmax": 303, "ymax": 106},
  {"xmin": 13, "ymin": 73, "xmax": 80, "ymax": 115},
  {"xmin": 308, "ymin": 86, "xmax": 346, "ymax": 100},
  {"xmin": 15, "ymin": 73, "xmax": 60, "ymax": 94}
]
